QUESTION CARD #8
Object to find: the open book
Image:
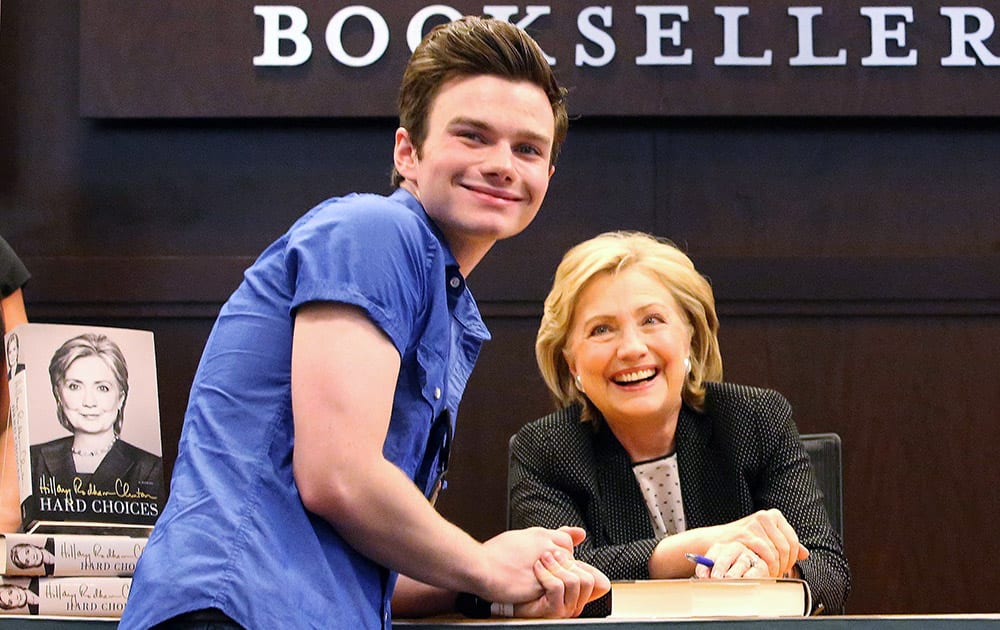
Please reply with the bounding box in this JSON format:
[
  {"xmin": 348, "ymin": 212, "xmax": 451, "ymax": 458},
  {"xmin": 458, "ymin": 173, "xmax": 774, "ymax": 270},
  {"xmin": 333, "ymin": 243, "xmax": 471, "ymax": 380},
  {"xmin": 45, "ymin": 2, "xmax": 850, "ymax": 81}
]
[{"xmin": 607, "ymin": 578, "xmax": 812, "ymax": 618}]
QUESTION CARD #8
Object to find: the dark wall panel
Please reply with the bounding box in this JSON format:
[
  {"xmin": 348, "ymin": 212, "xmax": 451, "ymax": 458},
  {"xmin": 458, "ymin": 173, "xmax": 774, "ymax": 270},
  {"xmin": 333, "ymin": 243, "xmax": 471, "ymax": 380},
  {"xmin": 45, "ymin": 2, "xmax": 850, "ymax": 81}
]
[
  {"xmin": 656, "ymin": 120, "xmax": 1000, "ymax": 258},
  {"xmin": 721, "ymin": 316, "xmax": 1000, "ymax": 613}
]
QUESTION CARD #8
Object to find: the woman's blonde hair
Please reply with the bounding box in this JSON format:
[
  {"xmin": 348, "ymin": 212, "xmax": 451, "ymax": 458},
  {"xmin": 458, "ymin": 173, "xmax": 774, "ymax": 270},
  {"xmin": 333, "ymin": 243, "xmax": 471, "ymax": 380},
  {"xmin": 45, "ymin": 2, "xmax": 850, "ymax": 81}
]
[{"xmin": 535, "ymin": 231, "xmax": 722, "ymax": 421}]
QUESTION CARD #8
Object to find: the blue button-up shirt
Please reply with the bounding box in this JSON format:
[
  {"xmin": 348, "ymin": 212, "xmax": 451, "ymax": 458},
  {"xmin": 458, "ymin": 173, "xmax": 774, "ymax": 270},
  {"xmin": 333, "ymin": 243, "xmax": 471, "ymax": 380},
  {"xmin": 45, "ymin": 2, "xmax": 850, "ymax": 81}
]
[{"xmin": 121, "ymin": 189, "xmax": 490, "ymax": 630}]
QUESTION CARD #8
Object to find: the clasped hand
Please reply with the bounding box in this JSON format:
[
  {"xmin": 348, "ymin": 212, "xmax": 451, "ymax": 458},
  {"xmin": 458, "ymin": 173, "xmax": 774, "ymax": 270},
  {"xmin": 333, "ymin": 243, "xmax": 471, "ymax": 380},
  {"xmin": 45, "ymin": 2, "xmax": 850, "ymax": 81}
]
[{"xmin": 481, "ymin": 526, "xmax": 610, "ymax": 618}]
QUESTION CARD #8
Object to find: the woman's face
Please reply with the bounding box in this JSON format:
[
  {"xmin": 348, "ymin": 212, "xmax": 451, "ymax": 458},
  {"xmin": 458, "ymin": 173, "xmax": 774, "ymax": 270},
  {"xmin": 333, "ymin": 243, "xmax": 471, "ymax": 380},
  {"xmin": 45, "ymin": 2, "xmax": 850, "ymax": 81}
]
[
  {"xmin": 563, "ymin": 267, "xmax": 692, "ymax": 431},
  {"xmin": 6, "ymin": 336, "xmax": 17, "ymax": 368},
  {"xmin": 58, "ymin": 355, "xmax": 123, "ymax": 436},
  {"xmin": 0, "ymin": 586, "xmax": 26, "ymax": 609},
  {"xmin": 11, "ymin": 545, "xmax": 43, "ymax": 568}
]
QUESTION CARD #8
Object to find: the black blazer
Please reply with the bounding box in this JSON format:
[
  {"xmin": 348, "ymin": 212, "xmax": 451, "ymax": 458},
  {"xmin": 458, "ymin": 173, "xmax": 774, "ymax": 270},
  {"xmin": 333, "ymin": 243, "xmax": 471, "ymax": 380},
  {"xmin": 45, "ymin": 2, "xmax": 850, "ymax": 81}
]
[
  {"xmin": 510, "ymin": 381, "xmax": 850, "ymax": 614},
  {"xmin": 30, "ymin": 436, "xmax": 165, "ymax": 505},
  {"xmin": 43, "ymin": 536, "xmax": 55, "ymax": 576},
  {"xmin": 28, "ymin": 576, "xmax": 39, "ymax": 615}
]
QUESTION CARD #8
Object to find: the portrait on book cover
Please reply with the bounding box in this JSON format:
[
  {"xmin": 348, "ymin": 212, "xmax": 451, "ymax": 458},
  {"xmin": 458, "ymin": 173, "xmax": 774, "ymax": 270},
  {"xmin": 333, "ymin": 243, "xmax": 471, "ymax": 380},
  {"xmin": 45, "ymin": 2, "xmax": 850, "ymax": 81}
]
[
  {"xmin": 5, "ymin": 332, "xmax": 24, "ymax": 381},
  {"xmin": 10, "ymin": 324, "xmax": 165, "ymax": 525},
  {"xmin": 6, "ymin": 536, "xmax": 56, "ymax": 576},
  {"xmin": 0, "ymin": 577, "xmax": 39, "ymax": 615}
]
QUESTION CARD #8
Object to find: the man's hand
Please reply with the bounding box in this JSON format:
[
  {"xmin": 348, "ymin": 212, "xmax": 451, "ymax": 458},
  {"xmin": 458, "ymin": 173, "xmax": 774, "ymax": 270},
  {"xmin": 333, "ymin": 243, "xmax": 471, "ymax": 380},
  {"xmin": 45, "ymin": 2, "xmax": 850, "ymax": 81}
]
[{"xmin": 482, "ymin": 526, "xmax": 610, "ymax": 618}]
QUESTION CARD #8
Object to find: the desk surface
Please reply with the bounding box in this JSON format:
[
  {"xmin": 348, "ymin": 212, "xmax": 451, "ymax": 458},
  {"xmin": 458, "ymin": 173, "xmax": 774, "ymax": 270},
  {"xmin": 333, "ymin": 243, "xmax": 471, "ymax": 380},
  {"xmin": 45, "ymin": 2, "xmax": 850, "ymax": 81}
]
[
  {"xmin": 395, "ymin": 615, "xmax": 1000, "ymax": 629},
  {"xmin": 0, "ymin": 614, "xmax": 998, "ymax": 628}
]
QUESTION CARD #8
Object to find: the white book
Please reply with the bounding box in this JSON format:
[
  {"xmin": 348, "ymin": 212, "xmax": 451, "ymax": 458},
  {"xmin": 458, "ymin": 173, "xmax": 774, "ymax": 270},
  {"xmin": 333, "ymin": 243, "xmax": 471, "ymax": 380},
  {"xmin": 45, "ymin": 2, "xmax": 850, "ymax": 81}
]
[
  {"xmin": 609, "ymin": 578, "xmax": 812, "ymax": 619},
  {"xmin": 0, "ymin": 575, "xmax": 130, "ymax": 618},
  {"xmin": 1, "ymin": 532, "xmax": 147, "ymax": 577},
  {"xmin": 5, "ymin": 323, "xmax": 164, "ymax": 534}
]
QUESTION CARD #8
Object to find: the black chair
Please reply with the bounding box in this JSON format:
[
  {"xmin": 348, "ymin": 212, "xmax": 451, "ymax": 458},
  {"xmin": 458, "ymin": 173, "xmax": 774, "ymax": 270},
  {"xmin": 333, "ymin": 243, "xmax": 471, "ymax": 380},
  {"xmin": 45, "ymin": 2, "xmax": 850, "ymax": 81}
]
[
  {"xmin": 799, "ymin": 432, "xmax": 844, "ymax": 541},
  {"xmin": 507, "ymin": 431, "xmax": 844, "ymax": 541}
]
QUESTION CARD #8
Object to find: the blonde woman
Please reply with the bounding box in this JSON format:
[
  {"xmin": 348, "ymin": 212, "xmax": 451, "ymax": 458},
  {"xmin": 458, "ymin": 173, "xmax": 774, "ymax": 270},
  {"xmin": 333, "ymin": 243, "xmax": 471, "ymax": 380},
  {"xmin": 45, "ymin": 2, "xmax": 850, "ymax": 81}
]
[{"xmin": 511, "ymin": 231, "xmax": 849, "ymax": 614}]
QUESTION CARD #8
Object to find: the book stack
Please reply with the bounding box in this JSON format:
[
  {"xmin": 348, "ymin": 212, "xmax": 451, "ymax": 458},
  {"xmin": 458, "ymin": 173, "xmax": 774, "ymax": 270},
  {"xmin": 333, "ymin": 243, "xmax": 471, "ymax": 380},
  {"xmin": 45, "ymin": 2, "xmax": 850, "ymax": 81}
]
[
  {"xmin": 4, "ymin": 323, "xmax": 165, "ymax": 619},
  {"xmin": 0, "ymin": 532, "xmax": 144, "ymax": 616}
]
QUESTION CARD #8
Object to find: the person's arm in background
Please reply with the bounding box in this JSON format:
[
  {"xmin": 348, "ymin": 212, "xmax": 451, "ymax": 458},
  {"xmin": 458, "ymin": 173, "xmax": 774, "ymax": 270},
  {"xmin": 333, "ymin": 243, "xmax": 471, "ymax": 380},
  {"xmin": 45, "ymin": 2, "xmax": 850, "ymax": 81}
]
[
  {"xmin": 292, "ymin": 303, "xmax": 607, "ymax": 618},
  {"xmin": 1, "ymin": 288, "xmax": 27, "ymax": 333},
  {"xmin": 1, "ymin": 235, "xmax": 31, "ymax": 532},
  {"xmin": 0, "ymin": 288, "xmax": 27, "ymax": 531}
]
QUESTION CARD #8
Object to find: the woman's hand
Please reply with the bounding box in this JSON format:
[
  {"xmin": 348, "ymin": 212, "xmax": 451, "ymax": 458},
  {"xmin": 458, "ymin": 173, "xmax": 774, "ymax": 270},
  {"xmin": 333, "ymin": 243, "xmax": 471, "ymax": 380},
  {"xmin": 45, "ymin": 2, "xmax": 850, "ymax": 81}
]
[
  {"xmin": 714, "ymin": 509, "xmax": 809, "ymax": 577},
  {"xmin": 510, "ymin": 549, "xmax": 610, "ymax": 618},
  {"xmin": 649, "ymin": 510, "xmax": 808, "ymax": 579},
  {"xmin": 694, "ymin": 542, "xmax": 769, "ymax": 579}
]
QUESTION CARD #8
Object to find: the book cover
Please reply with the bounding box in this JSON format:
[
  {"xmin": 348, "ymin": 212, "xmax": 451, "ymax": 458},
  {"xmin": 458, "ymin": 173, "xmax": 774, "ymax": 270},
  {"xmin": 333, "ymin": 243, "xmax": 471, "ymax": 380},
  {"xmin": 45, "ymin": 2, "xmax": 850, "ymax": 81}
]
[
  {"xmin": 4, "ymin": 323, "xmax": 165, "ymax": 533},
  {"xmin": 1, "ymin": 533, "xmax": 147, "ymax": 577},
  {"xmin": 607, "ymin": 578, "xmax": 812, "ymax": 619},
  {"xmin": 0, "ymin": 575, "xmax": 129, "ymax": 617}
]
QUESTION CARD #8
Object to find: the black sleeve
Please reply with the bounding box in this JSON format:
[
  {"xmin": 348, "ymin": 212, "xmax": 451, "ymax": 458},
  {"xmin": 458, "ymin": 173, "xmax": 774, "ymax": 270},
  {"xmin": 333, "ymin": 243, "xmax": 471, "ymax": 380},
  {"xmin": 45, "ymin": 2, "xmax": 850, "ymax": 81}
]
[
  {"xmin": 749, "ymin": 390, "xmax": 851, "ymax": 614},
  {"xmin": 0, "ymin": 235, "xmax": 30, "ymax": 298}
]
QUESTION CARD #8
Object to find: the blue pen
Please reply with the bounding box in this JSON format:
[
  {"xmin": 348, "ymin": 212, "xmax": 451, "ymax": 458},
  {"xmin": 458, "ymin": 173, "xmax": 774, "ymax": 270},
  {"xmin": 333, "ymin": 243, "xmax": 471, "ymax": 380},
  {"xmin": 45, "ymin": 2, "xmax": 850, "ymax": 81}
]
[{"xmin": 684, "ymin": 553, "xmax": 714, "ymax": 569}]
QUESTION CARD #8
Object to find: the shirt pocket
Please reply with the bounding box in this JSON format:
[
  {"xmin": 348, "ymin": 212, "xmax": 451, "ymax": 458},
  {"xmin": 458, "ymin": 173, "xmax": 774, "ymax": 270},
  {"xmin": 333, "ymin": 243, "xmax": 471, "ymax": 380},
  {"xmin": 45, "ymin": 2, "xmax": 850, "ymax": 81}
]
[{"xmin": 415, "ymin": 338, "xmax": 448, "ymax": 416}]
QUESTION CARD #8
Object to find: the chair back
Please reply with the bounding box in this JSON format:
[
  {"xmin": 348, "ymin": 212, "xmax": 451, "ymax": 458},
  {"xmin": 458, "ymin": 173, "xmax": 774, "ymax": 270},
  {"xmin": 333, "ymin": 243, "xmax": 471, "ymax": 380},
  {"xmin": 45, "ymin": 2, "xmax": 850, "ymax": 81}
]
[{"xmin": 799, "ymin": 432, "xmax": 844, "ymax": 541}]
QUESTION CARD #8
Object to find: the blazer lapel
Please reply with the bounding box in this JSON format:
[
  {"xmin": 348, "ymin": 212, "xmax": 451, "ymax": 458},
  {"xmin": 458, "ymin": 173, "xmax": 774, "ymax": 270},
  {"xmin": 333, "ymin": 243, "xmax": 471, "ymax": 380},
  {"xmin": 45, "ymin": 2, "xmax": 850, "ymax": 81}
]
[
  {"xmin": 676, "ymin": 406, "xmax": 744, "ymax": 528},
  {"xmin": 90, "ymin": 443, "xmax": 134, "ymax": 489},
  {"xmin": 593, "ymin": 425, "xmax": 655, "ymax": 543},
  {"xmin": 44, "ymin": 439, "xmax": 78, "ymax": 483}
]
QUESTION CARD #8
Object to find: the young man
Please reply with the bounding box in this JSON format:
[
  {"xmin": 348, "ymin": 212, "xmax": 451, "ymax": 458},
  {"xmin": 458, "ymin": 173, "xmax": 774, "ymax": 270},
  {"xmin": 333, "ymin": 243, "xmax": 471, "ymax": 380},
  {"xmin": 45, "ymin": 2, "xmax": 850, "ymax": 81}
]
[{"xmin": 121, "ymin": 17, "xmax": 608, "ymax": 629}]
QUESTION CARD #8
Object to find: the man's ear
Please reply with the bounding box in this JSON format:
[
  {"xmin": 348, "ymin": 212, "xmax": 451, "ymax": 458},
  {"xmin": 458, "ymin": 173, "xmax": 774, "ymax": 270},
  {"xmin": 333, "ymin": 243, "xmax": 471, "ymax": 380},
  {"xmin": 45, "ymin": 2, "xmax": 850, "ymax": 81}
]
[{"xmin": 393, "ymin": 127, "xmax": 418, "ymax": 182}]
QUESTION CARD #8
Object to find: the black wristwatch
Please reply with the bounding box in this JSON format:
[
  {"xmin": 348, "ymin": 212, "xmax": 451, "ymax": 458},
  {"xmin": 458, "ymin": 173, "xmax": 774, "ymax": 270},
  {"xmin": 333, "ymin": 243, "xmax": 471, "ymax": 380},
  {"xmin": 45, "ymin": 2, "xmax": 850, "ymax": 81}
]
[{"xmin": 455, "ymin": 592, "xmax": 492, "ymax": 618}]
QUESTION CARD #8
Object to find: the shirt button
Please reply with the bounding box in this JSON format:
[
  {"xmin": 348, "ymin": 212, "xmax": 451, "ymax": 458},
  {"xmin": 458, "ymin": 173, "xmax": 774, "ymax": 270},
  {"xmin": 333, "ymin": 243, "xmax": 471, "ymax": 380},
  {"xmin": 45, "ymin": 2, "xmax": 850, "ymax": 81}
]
[
  {"xmin": 434, "ymin": 387, "xmax": 442, "ymax": 400},
  {"xmin": 449, "ymin": 276, "xmax": 461, "ymax": 289}
]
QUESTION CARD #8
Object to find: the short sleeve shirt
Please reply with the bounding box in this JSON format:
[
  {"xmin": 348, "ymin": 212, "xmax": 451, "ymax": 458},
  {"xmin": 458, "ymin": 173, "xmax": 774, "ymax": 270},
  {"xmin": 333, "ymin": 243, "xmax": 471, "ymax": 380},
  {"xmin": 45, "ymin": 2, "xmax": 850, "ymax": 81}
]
[{"xmin": 121, "ymin": 189, "xmax": 490, "ymax": 630}]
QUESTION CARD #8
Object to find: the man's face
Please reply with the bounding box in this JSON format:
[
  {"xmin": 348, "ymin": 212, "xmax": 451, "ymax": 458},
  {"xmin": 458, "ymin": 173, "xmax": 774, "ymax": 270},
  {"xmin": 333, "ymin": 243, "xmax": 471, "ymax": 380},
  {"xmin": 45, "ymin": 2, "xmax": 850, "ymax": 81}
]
[{"xmin": 394, "ymin": 74, "xmax": 556, "ymax": 265}]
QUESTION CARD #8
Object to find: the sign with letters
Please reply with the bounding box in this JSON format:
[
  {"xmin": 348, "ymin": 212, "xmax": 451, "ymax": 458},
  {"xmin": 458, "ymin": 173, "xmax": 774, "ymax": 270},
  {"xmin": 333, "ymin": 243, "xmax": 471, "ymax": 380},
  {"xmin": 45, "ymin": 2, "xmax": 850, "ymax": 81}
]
[{"xmin": 79, "ymin": 0, "xmax": 1000, "ymax": 117}]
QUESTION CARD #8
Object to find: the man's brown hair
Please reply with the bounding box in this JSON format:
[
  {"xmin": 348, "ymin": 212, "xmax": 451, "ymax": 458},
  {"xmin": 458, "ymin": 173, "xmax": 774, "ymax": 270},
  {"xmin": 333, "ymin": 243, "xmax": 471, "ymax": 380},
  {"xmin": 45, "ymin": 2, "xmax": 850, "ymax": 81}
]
[{"xmin": 391, "ymin": 16, "xmax": 568, "ymax": 187}]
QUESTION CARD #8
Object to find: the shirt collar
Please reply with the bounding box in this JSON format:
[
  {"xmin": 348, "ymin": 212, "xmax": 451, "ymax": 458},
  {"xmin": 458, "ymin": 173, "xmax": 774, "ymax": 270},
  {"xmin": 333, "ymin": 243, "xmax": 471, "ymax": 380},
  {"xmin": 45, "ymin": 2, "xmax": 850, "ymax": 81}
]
[
  {"xmin": 390, "ymin": 188, "xmax": 490, "ymax": 342},
  {"xmin": 390, "ymin": 187, "xmax": 460, "ymax": 272}
]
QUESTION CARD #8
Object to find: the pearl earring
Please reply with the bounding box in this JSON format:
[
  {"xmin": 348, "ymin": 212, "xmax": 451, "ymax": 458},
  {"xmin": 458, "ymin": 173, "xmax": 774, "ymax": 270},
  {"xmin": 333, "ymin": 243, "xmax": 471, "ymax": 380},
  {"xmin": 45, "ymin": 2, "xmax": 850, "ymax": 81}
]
[
  {"xmin": 575, "ymin": 374, "xmax": 585, "ymax": 393},
  {"xmin": 683, "ymin": 357, "xmax": 692, "ymax": 374}
]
